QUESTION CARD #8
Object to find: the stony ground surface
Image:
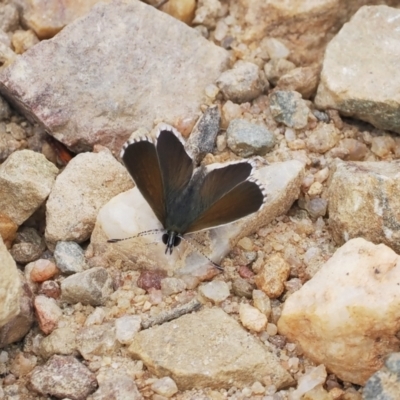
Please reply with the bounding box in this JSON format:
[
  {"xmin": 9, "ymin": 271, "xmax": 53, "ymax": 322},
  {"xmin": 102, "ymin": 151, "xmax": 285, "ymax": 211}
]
[{"xmin": 1, "ymin": 1, "xmax": 400, "ymax": 400}]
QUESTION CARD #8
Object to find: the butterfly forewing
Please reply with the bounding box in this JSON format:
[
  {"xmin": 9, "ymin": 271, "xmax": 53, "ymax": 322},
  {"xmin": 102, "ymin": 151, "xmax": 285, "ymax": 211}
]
[
  {"xmin": 122, "ymin": 139, "xmax": 166, "ymax": 225},
  {"xmin": 185, "ymin": 165, "xmax": 265, "ymax": 233},
  {"xmin": 156, "ymin": 129, "xmax": 193, "ymax": 217}
]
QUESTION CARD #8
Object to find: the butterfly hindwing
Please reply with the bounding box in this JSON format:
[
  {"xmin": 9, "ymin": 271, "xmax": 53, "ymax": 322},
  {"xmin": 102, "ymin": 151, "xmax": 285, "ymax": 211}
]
[
  {"xmin": 121, "ymin": 138, "xmax": 166, "ymax": 225},
  {"xmin": 185, "ymin": 162, "xmax": 265, "ymax": 233}
]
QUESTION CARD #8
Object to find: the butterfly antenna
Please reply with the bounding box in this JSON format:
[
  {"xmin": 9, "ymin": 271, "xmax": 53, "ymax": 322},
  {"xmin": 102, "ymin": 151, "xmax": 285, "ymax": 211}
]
[
  {"xmin": 179, "ymin": 235, "xmax": 224, "ymax": 272},
  {"xmin": 108, "ymin": 229, "xmax": 164, "ymax": 243}
]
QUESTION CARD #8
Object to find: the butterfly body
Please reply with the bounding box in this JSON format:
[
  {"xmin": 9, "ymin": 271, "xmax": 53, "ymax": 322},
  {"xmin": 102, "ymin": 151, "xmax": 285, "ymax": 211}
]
[{"xmin": 115, "ymin": 124, "xmax": 266, "ymax": 257}]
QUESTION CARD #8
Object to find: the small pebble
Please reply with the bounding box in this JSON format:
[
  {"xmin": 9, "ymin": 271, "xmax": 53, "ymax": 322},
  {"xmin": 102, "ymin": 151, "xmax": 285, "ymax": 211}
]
[
  {"xmin": 339, "ymin": 138, "xmax": 368, "ymax": 161},
  {"xmin": 198, "ymin": 281, "xmax": 230, "ymax": 303},
  {"xmin": 226, "ymin": 119, "xmax": 275, "ymax": 157},
  {"xmin": 30, "ymin": 259, "xmax": 59, "ymax": 282},
  {"xmin": 232, "ymin": 278, "xmax": 254, "ymax": 299},
  {"xmin": 269, "ymin": 90, "xmax": 310, "ymax": 129},
  {"xmin": 39, "ymin": 280, "xmax": 61, "ymax": 299},
  {"xmin": 137, "ymin": 269, "xmax": 167, "ymax": 291},
  {"xmin": 264, "ymin": 58, "xmax": 296, "ymax": 85},
  {"xmin": 239, "ymin": 303, "xmax": 267, "ymax": 332},
  {"xmin": 54, "ymin": 241, "xmax": 87, "ymax": 274},
  {"xmin": 307, "ymin": 181, "xmax": 323, "ymax": 197},
  {"xmin": 370, "ymin": 136, "xmax": 395, "ymax": 158},
  {"xmin": 306, "ymin": 123, "xmax": 339, "ymax": 154},
  {"xmin": 261, "ymin": 37, "xmax": 290, "ymax": 59},
  {"xmin": 221, "ymin": 100, "xmax": 242, "ymax": 128},
  {"xmin": 251, "ymin": 381, "xmax": 265, "ymax": 395},
  {"xmin": 9, "ymin": 352, "xmax": 37, "ymax": 377},
  {"xmin": 217, "ymin": 60, "xmax": 267, "ymax": 103},
  {"xmin": 115, "ymin": 315, "xmax": 141, "ymax": 345},
  {"xmin": 252, "ymin": 289, "xmax": 271, "ymax": 317},
  {"xmin": 84, "ymin": 307, "xmax": 106, "ymax": 326},
  {"xmin": 34, "ymin": 295, "xmax": 62, "ymax": 335},
  {"xmin": 151, "ymin": 376, "xmax": 179, "ymax": 398},
  {"xmin": 237, "ymin": 236, "xmax": 253, "ymax": 251},
  {"xmin": 161, "ymin": 277, "xmax": 186, "ymax": 296}
]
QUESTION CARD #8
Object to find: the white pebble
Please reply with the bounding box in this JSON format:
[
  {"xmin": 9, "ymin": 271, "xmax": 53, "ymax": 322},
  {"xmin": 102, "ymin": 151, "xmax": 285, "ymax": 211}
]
[
  {"xmin": 199, "ymin": 281, "xmax": 230, "ymax": 303},
  {"xmin": 239, "ymin": 303, "xmax": 267, "ymax": 332},
  {"xmin": 151, "ymin": 376, "xmax": 178, "ymax": 398},
  {"xmin": 115, "ymin": 315, "xmax": 142, "ymax": 345}
]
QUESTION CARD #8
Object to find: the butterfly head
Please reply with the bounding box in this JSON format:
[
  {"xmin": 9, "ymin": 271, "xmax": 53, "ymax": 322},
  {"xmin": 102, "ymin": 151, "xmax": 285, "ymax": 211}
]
[{"xmin": 162, "ymin": 231, "xmax": 182, "ymax": 254}]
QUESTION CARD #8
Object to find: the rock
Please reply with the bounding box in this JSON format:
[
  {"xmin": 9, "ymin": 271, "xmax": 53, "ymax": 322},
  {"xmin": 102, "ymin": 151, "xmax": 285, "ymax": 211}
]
[
  {"xmin": 0, "ymin": 212, "xmax": 17, "ymax": 248},
  {"xmin": 9, "ymin": 352, "xmax": 37, "ymax": 378},
  {"xmin": 45, "ymin": 149, "xmax": 133, "ymax": 246},
  {"xmin": 370, "ymin": 135, "xmax": 396, "ymax": 158},
  {"xmin": 61, "ymin": 267, "xmax": 113, "ymax": 306},
  {"xmin": 92, "ymin": 160, "xmax": 304, "ymax": 273},
  {"xmin": 315, "ymin": 6, "xmax": 400, "ymax": 135},
  {"xmin": 232, "ymin": 278, "xmax": 254, "ymax": 299},
  {"xmin": 0, "ymin": 279, "xmax": 33, "ymax": 348},
  {"xmin": 137, "ymin": 269, "xmax": 167, "ymax": 291},
  {"xmin": 30, "ymin": 259, "xmax": 59, "ymax": 283},
  {"xmin": 151, "ymin": 377, "xmax": 179, "ymax": 398},
  {"xmin": 129, "ymin": 307, "xmax": 293, "ymax": 390},
  {"xmin": 264, "ymin": 58, "xmax": 296, "ymax": 86},
  {"xmin": 278, "ymin": 238, "xmax": 400, "ymax": 385},
  {"xmin": 39, "ymin": 280, "xmax": 61, "ymax": 299},
  {"xmin": 260, "ymin": 38, "xmax": 290, "ymax": 59},
  {"xmin": 11, "ymin": 29, "xmax": 39, "ymax": 54},
  {"xmin": 54, "ymin": 241, "xmax": 88, "ymax": 274},
  {"xmin": 0, "ymin": 1, "xmax": 229, "ymax": 153},
  {"xmin": 252, "ymin": 290, "xmax": 271, "ymax": 317},
  {"xmin": 0, "ymin": 149, "xmax": 58, "ymax": 225},
  {"xmin": 239, "ymin": 303, "xmax": 267, "ymax": 333},
  {"xmin": 29, "ymin": 355, "xmax": 98, "ymax": 399},
  {"xmin": 185, "ymin": 105, "xmax": 221, "ymax": 164},
  {"xmin": 39, "ymin": 327, "xmax": 77, "ymax": 359},
  {"xmin": 161, "ymin": 0, "xmax": 196, "ymax": 24},
  {"xmin": 10, "ymin": 227, "xmax": 46, "ymax": 264},
  {"xmin": 193, "ymin": 0, "xmax": 221, "ymax": 28},
  {"xmin": 364, "ymin": 352, "xmax": 400, "ymax": 400},
  {"xmin": 306, "ymin": 122, "xmax": 340, "ymax": 154},
  {"xmin": 115, "ymin": 315, "xmax": 141, "ymax": 345},
  {"xmin": 0, "ymin": 96, "xmax": 11, "ymax": 120},
  {"xmin": 0, "ymin": 126, "xmax": 23, "ymax": 162},
  {"xmin": 255, "ymin": 254, "xmax": 290, "ymax": 298},
  {"xmin": 216, "ymin": 60, "xmax": 268, "ymax": 103},
  {"xmin": 226, "ymin": 119, "xmax": 276, "ymax": 157},
  {"xmin": 337, "ymin": 138, "xmax": 368, "ymax": 161},
  {"xmin": 76, "ymin": 323, "xmax": 119, "ymax": 360},
  {"xmin": 0, "ymin": 236, "xmax": 20, "ymax": 328},
  {"xmin": 276, "ymin": 65, "xmax": 321, "ymax": 99},
  {"xmin": 34, "ymin": 295, "xmax": 62, "ymax": 335},
  {"xmin": 290, "ymin": 365, "xmax": 328, "ymax": 400},
  {"xmin": 303, "ymin": 197, "xmax": 328, "ymax": 219},
  {"xmin": 198, "ymin": 281, "xmax": 230, "ymax": 303},
  {"xmin": 6, "ymin": 122, "xmax": 26, "ymax": 140},
  {"xmin": 0, "ymin": 3, "xmax": 19, "ymax": 33},
  {"xmin": 328, "ymin": 160, "xmax": 400, "ymax": 253},
  {"xmin": 88, "ymin": 370, "xmax": 142, "ymax": 400},
  {"xmin": 161, "ymin": 277, "xmax": 187, "ymax": 296},
  {"xmin": 269, "ymin": 91, "xmax": 310, "ymax": 129}
]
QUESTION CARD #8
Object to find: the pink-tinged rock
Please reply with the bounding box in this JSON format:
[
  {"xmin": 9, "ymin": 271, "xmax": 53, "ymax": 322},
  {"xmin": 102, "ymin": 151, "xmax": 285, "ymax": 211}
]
[
  {"xmin": 30, "ymin": 259, "xmax": 59, "ymax": 283},
  {"xmin": 34, "ymin": 295, "xmax": 62, "ymax": 335},
  {"xmin": 278, "ymin": 238, "xmax": 400, "ymax": 385},
  {"xmin": 19, "ymin": 0, "xmax": 109, "ymax": 40},
  {"xmin": 0, "ymin": 1, "xmax": 229, "ymax": 153},
  {"xmin": 30, "ymin": 355, "xmax": 98, "ymax": 399}
]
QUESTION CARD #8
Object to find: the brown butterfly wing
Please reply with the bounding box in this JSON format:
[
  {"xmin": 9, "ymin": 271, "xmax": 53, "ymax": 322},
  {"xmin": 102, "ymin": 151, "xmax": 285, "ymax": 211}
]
[
  {"xmin": 156, "ymin": 129, "xmax": 193, "ymax": 220},
  {"xmin": 185, "ymin": 162, "xmax": 265, "ymax": 233},
  {"xmin": 121, "ymin": 138, "xmax": 166, "ymax": 225}
]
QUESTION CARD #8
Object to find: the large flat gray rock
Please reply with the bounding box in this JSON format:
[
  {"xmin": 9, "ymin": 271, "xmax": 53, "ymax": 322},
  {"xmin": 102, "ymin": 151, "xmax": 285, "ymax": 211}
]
[
  {"xmin": 129, "ymin": 307, "xmax": 294, "ymax": 390},
  {"xmin": 0, "ymin": 0, "xmax": 229, "ymax": 153}
]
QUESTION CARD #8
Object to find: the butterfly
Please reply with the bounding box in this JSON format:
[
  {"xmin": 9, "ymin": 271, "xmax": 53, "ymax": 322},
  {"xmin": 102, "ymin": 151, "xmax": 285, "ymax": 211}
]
[{"xmin": 109, "ymin": 124, "xmax": 266, "ymax": 259}]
